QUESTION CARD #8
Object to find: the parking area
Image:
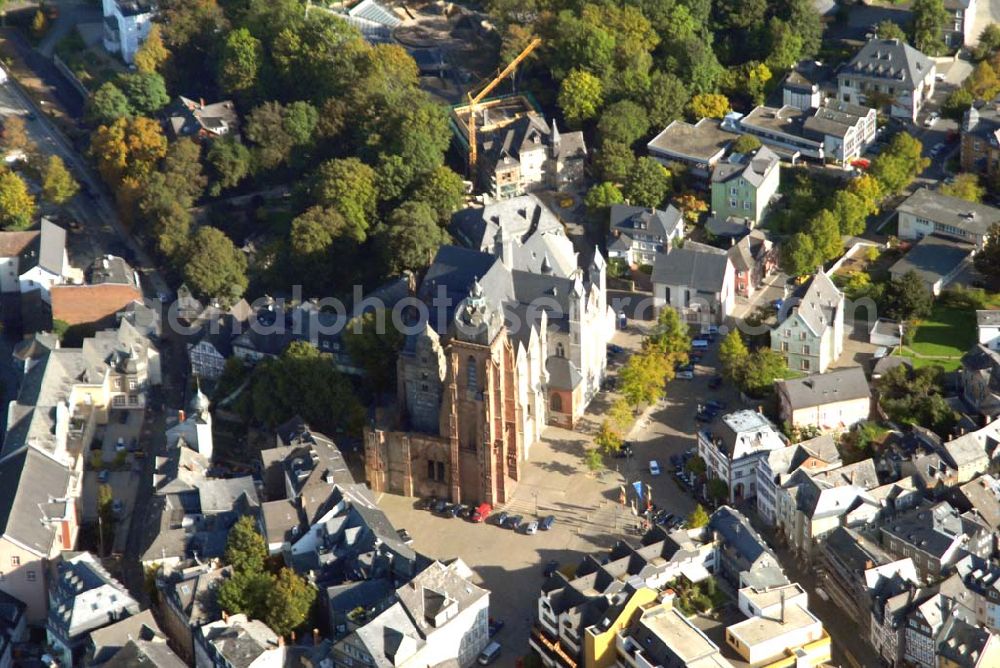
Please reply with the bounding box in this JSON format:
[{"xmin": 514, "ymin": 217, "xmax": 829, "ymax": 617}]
[{"xmin": 379, "ymin": 320, "xmax": 749, "ymax": 666}]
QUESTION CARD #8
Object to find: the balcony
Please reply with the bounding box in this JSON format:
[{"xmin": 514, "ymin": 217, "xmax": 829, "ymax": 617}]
[{"xmin": 530, "ymin": 626, "xmax": 578, "ymax": 668}]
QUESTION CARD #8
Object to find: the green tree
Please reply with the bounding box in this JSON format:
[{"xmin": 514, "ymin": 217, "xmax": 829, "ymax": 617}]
[
  {"xmin": 584, "ymin": 447, "xmax": 604, "ymax": 472},
  {"xmin": 217, "ymin": 570, "xmax": 272, "ymax": 618},
  {"xmin": 595, "ymin": 141, "xmax": 636, "ymax": 183},
  {"xmin": 160, "ymin": 137, "xmax": 207, "ymax": 206},
  {"xmin": 619, "ymin": 350, "xmax": 670, "ymax": 407},
  {"xmin": 218, "ymin": 27, "xmax": 263, "ymax": 96},
  {"xmin": 686, "ymin": 504, "xmax": 709, "ymax": 528},
  {"xmin": 686, "ymin": 455, "xmax": 707, "ymax": 477},
  {"xmin": 206, "ymin": 137, "xmax": 252, "ymax": 195},
  {"xmin": 245, "ymin": 101, "xmax": 317, "ymax": 171},
  {"xmin": 41, "ymin": 155, "xmax": 79, "ymax": 205},
  {"xmin": 848, "ymin": 174, "xmax": 884, "ymax": 214},
  {"xmin": 738, "ymin": 349, "xmax": 788, "ymax": 397},
  {"xmin": 412, "ymin": 166, "xmax": 466, "ymax": 224},
  {"xmin": 624, "ymin": 158, "xmax": 671, "ymax": 208},
  {"xmin": 311, "ymin": 158, "xmax": 378, "ymax": 242},
  {"xmin": 609, "ymin": 397, "xmax": 633, "ymax": 433},
  {"xmin": 718, "ymin": 330, "xmax": 749, "ymax": 381},
  {"xmin": 942, "ymin": 87, "xmax": 976, "ymax": 121},
  {"xmin": 912, "ymin": 0, "xmax": 949, "ymax": 55},
  {"xmin": 342, "ymin": 310, "xmax": 405, "ymax": 393},
  {"xmin": 224, "ymin": 516, "xmax": 267, "ymax": 574},
  {"xmin": 134, "ymin": 24, "xmax": 170, "ymax": 74},
  {"xmin": 550, "ymin": 12, "xmax": 615, "ymax": 79},
  {"xmin": 766, "ymin": 18, "xmax": 805, "ymax": 71},
  {"xmin": 0, "ymin": 169, "xmax": 35, "ymax": 230},
  {"xmin": 975, "ymin": 224, "xmax": 1000, "ymax": 286},
  {"xmin": 875, "ymin": 20, "xmax": 907, "ymax": 41},
  {"xmin": 379, "ymin": 200, "xmax": 450, "ymax": 274},
  {"xmin": 781, "ymin": 232, "xmax": 819, "ymax": 276},
  {"xmin": 584, "ymin": 181, "xmax": 624, "ymax": 221},
  {"xmin": 808, "ymin": 209, "xmax": 845, "ymax": 261},
  {"xmin": 597, "ymin": 100, "xmax": 650, "ymax": 146},
  {"xmin": 264, "ymin": 568, "xmax": 316, "ymax": 636},
  {"xmin": 249, "ymin": 341, "xmax": 365, "ymax": 435},
  {"xmin": 558, "ymin": 69, "xmax": 604, "ymax": 127},
  {"xmin": 87, "ymin": 82, "xmax": 133, "ymax": 125},
  {"xmin": 731, "ymin": 135, "xmax": 762, "ymax": 154},
  {"xmin": 283, "ymin": 101, "xmax": 319, "ymax": 146},
  {"xmin": 744, "ymin": 61, "xmax": 772, "ymax": 105},
  {"xmin": 974, "ymin": 24, "xmax": 1000, "ymax": 60},
  {"xmin": 940, "ymin": 174, "xmax": 985, "ymax": 202},
  {"xmin": 871, "ymin": 133, "xmax": 927, "ymax": 194},
  {"xmin": 594, "ymin": 419, "xmax": 623, "ymax": 454},
  {"xmin": 644, "ymin": 70, "xmax": 689, "ymax": 129},
  {"xmin": 680, "ymin": 39, "xmax": 724, "ymax": 95},
  {"xmin": 646, "ymin": 307, "xmax": 690, "ymax": 359},
  {"xmin": 707, "ymin": 478, "xmax": 729, "ymax": 503},
  {"xmin": 882, "ymin": 270, "xmax": 933, "ymax": 321},
  {"xmin": 182, "ymin": 226, "xmax": 248, "ymax": 302},
  {"xmin": 117, "ymin": 72, "xmax": 170, "ymax": 115},
  {"xmin": 687, "ymin": 93, "xmax": 729, "ymax": 119}
]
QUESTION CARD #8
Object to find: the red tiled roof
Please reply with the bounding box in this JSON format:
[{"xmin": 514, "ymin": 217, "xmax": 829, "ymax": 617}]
[
  {"xmin": 51, "ymin": 284, "xmax": 143, "ymax": 326},
  {"xmin": 0, "ymin": 231, "xmax": 38, "ymax": 258}
]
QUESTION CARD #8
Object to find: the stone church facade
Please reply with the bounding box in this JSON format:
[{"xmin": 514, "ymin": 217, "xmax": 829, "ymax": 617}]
[{"xmin": 365, "ymin": 231, "xmax": 613, "ymax": 505}]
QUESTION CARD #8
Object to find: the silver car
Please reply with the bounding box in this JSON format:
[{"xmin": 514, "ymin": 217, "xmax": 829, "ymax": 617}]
[{"xmin": 524, "ymin": 521, "xmax": 539, "ymax": 535}]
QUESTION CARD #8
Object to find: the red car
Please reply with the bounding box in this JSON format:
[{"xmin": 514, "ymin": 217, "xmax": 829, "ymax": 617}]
[{"xmin": 470, "ymin": 502, "xmax": 492, "ymax": 523}]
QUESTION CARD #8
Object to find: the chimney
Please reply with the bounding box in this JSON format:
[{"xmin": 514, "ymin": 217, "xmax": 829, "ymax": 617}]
[
  {"xmin": 291, "ymin": 631, "xmax": 296, "ymax": 643},
  {"xmin": 178, "ymin": 409, "xmax": 186, "ymax": 423},
  {"xmin": 199, "ymin": 98, "xmax": 205, "ymax": 109},
  {"xmin": 865, "ymin": 559, "xmax": 874, "ymax": 569},
  {"xmin": 757, "ymin": 405, "xmax": 763, "ymax": 414},
  {"xmin": 277, "ymin": 635, "xmax": 284, "ymax": 647},
  {"xmin": 780, "ymin": 589, "xmax": 786, "ymax": 623},
  {"xmin": 313, "ymin": 628, "xmax": 320, "ymax": 644},
  {"xmin": 222, "ymin": 611, "xmax": 229, "ymax": 622}
]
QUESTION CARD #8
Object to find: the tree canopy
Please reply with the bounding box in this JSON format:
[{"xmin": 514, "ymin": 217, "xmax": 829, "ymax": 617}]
[{"xmin": 182, "ymin": 226, "xmax": 248, "ymax": 302}]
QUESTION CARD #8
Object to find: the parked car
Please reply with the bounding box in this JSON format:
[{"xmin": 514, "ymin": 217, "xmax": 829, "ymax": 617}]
[
  {"xmin": 111, "ymin": 499, "xmax": 124, "ymax": 517},
  {"xmin": 488, "ymin": 618, "xmax": 505, "ymax": 638},
  {"xmin": 930, "ymin": 142, "xmax": 945, "ymax": 156},
  {"xmin": 923, "ymin": 112, "xmax": 939, "ymax": 127},
  {"xmin": 543, "ymin": 560, "xmax": 560, "ymax": 577},
  {"xmin": 691, "ymin": 338, "xmax": 709, "ymax": 349},
  {"xmin": 613, "ymin": 442, "xmax": 634, "ymax": 458},
  {"xmin": 495, "ymin": 511, "xmax": 509, "ymax": 526},
  {"xmin": 470, "ymin": 502, "xmax": 492, "ymax": 523},
  {"xmin": 695, "ymin": 411, "xmax": 714, "ymax": 423},
  {"xmin": 701, "ymin": 325, "xmax": 719, "ymax": 336},
  {"xmin": 115, "ymin": 438, "xmax": 126, "ymax": 453},
  {"xmin": 396, "ymin": 528, "xmax": 413, "ymax": 545},
  {"xmin": 432, "ymin": 499, "xmax": 450, "ymax": 515},
  {"xmin": 705, "ymin": 399, "xmax": 727, "ymax": 411},
  {"xmin": 450, "ymin": 504, "xmax": 467, "ymax": 518},
  {"xmin": 676, "ymin": 368, "xmax": 694, "ymax": 380},
  {"xmin": 540, "ymin": 515, "xmax": 556, "ymax": 530},
  {"xmin": 478, "ymin": 642, "xmax": 502, "ymax": 666},
  {"xmin": 649, "ymin": 460, "xmax": 661, "ymax": 476},
  {"xmin": 97, "ymin": 469, "xmax": 109, "ymax": 483},
  {"xmin": 608, "ymin": 344, "xmax": 624, "ymax": 355},
  {"xmin": 506, "ymin": 515, "xmax": 524, "ymax": 530},
  {"xmin": 419, "ymin": 496, "xmax": 437, "ymax": 511},
  {"xmin": 524, "ymin": 520, "xmax": 539, "ymax": 535}
]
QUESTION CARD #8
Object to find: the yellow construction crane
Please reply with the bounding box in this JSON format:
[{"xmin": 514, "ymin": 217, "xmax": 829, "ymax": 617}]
[{"xmin": 466, "ymin": 37, "xmax": 542, "ymax": 174}]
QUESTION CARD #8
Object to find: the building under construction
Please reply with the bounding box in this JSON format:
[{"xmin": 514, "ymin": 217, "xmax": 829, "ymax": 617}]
[{"xmin": 450, "ymin": 93, "xmax": 587, "ymax": 200}]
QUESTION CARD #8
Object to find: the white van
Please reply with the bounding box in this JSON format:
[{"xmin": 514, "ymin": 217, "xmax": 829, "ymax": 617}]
[{"xmin": 691, "ymin": 339, "xmax": 709, "ymax": 350}]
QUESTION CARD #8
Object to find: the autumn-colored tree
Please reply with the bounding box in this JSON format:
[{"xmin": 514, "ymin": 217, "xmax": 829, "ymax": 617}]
[
  {"xmin": 687, "ymin": 93, "xmax": 730, "ymax": 119},
  {"xmin": 134, "ymin": 24, "xmax": 170, "ymax": 74},
  {"xmin": 41, "ymin": 155, "xmax": 79, "ymax": 205},
  {"xmin": 674, "ymin": 193, "xmax": 708, "ymax": 223},
  {"xmin": 90, "ymin": 117, "xmax": 167, "ymax": 187},
  {"xmin": 1, "ymin": 115, "xmax": 33, "ymax": 157},
  {"xmin": 595, "ymin": 420, "xmax": 623, "ymax": 454},
  {"xmin": 0, "ymin": 169, "xmax": 36, "ymax": 230}
]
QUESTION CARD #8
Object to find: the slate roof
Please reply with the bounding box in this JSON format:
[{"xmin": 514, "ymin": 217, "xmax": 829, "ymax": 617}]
[
  {"xmin": 168, "ymin": 97, "xmax": 239, "ymax": 138},
  {"xmin": 825, "ymin": 526, "xmax": 893, "ymax": 574},
  {"xmin": 710, "ymin": 145, "xmax": 779, "ymax": 187},
  {"xmin": 451, "ymin": 195, "xmax": 563, "ymax": 252},
  {"xmin": 89, "ymin": 609, "xmax": 164, "ymax": 664},
  {"xmin": 47, "ymin": 552, "xmax": 140, "ymax": 642},
  {"xmin": 38, "ymin": 219, "xmax": 65, "ymax": 274},
  {"xmin": 708, "ymin": 506, "xmax": 774, "ymax": 567},
  {"xmin": 0, "ymin": 446, "xmax": 70, "ymax": 555},
  {"xmin": 418, "ymin": 246, "xmax": 513, "ymax": 327},
  {"xmin": 977, "ymin": 310, "xmax": 1000, "ymax": 329},
  {"xmin": 651, "ymin": 241, "xmax": 730, "ymax": 293},
  {"xmin": 784, "ymin": 270, "xmax": 842, "ymax": 336},
  {"xmin": 843, "ymin": 39, "xmax": 934, "ymax": 87},
  {"xmin": 608, "ymin": 204, "xmax": 684, "ymax": 240},
  {"xmin": 897, "ymin": 188, "xmax": 1000, "ymax": 238},
  {"xmin": 546, "ymin": 356, "xmax": 583, "ymax": 391},
  {"xmin": 102, "ymin": 639, "xmax": 187, "ymax": 668},
  {"xmin": 778, "ymin": 366, "xmax": 870, "ymax": 410},
  {"xmin": 953, "ymin": 475, "xmax": 1000, "ymax": 529},
  {"xmin": 200, "ymin": 614, "xmax": 282, "ymax": 668},
  {"xmin": 882, "ymin": 501, "xmax": 975, "ymax": 560}
]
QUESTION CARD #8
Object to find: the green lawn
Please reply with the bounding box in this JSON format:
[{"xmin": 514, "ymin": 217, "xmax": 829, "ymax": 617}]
[{"xmin": 908, "ymin": 305, "xmax": 975, "ymax": 358}]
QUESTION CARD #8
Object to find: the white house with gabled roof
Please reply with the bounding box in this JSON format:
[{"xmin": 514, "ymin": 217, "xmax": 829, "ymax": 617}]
[{"xmin": 771, "ymin": 270, "xmax": 845, "ymax": 374}]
